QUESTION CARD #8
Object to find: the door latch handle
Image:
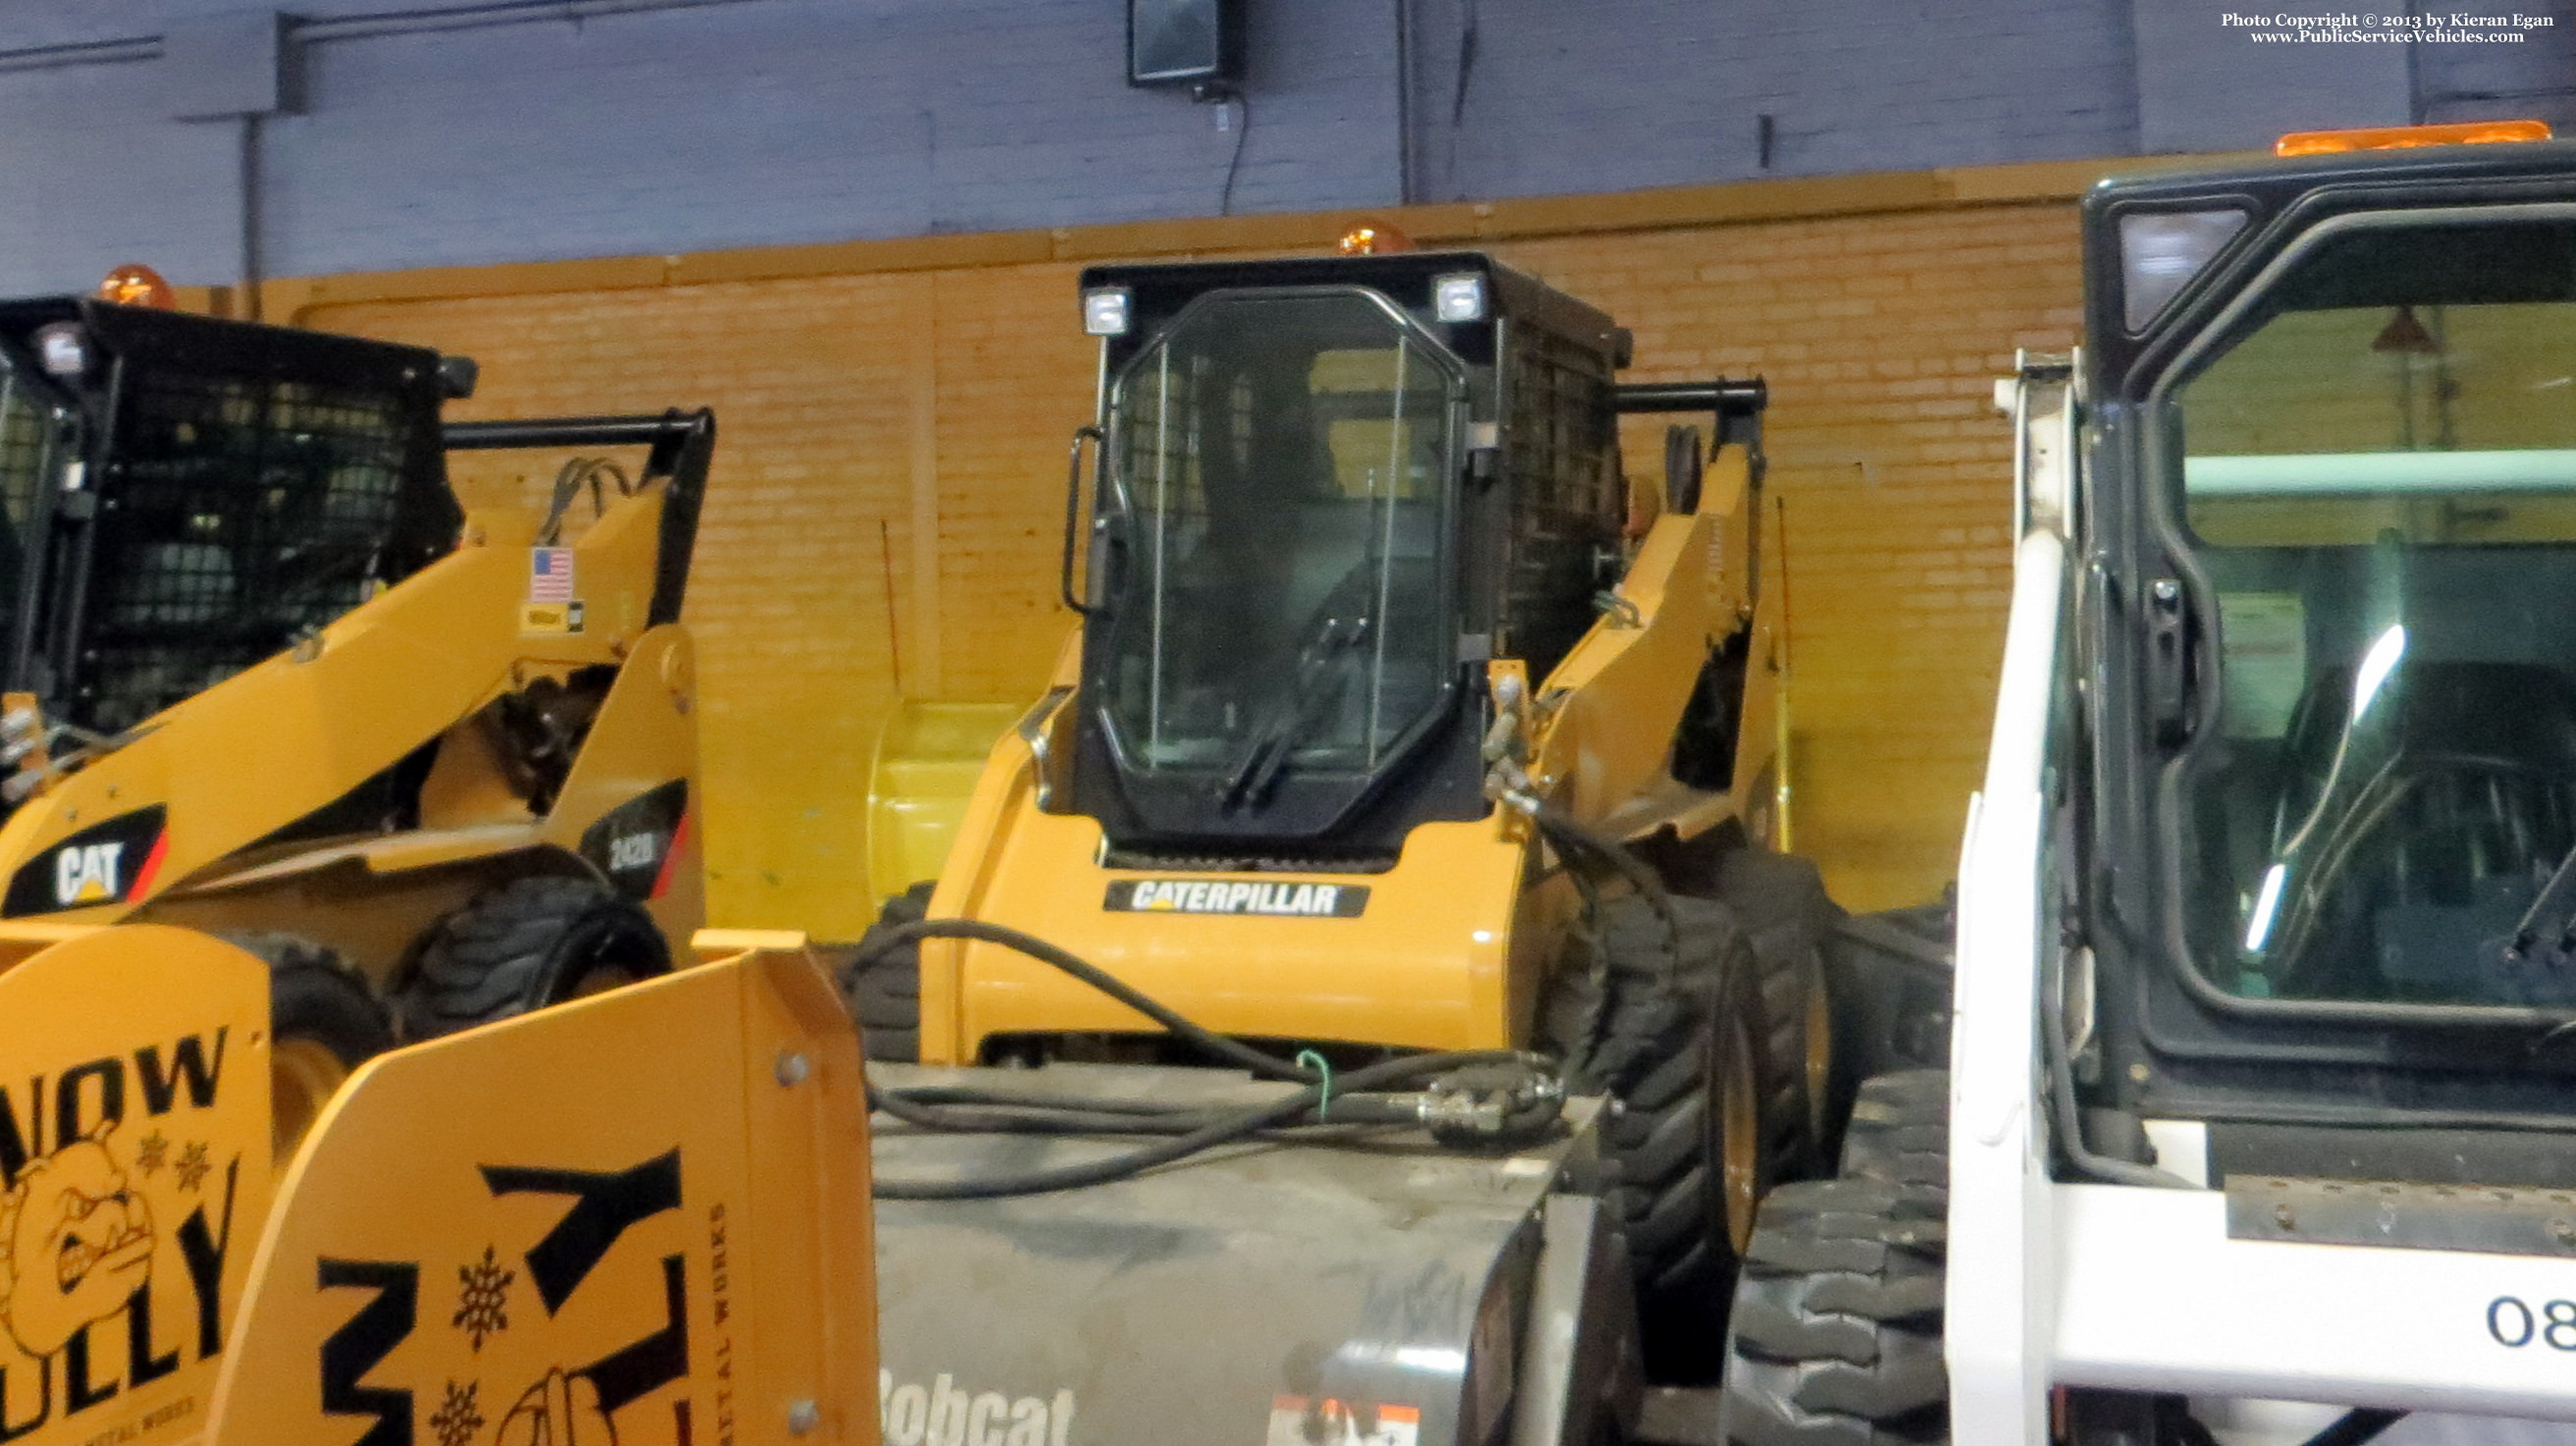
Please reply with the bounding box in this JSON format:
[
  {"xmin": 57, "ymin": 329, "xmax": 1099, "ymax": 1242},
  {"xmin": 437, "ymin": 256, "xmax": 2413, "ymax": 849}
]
[
  {"xmin": 2146, "ymin": 575, "xmax": 2189, "ymax": 745},
  {"xmin": 1060, "ymin": 425, "xmax": 1103, "ymax": 616}
]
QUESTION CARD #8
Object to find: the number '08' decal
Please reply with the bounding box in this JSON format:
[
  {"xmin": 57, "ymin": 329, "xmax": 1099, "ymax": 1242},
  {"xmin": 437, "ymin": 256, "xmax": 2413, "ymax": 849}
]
[{"xmin": 2487, "ymin": 1296, "xmax": 2576, "ymax": 1350}]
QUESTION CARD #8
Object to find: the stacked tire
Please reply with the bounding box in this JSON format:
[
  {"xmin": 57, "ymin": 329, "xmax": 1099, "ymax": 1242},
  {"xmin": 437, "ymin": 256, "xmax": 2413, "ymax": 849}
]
[
  {"xmin": 1720, "ymin": 1070, "xmax": 1951, "ymax": 1444},
  {"xmin": 840, "ymin": 881, "xmax": 934, "ymax": 1062}
]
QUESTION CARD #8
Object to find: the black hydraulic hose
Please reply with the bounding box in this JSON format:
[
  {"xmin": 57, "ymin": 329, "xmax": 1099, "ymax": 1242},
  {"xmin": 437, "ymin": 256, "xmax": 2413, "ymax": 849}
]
[
  {"xmin": 874, "ymin": 1075, "xmax": 1430, "ymax": 1138},
  {"xmin": 855, "ymin": 914, "xmax": 1564, "ymax": 1199},
  {"xmin": 872, "ymin": 1049, "xmax": 1540, "ymax": 1201},
  {"xmin": 1527, "ymin": 805, "xmax": 1673, "ymax": 925},
  {"xmin": 889, "ymin": 1085, "xmax": 1204, "ymax": 1115},
  {"xmin": 855, "ymin": 917, "xmax": 1316, "ymax": 1082},
  {"xmin": 1526, "ymin": 800, "xmax": 1686, "ymax": 1008},
  {"xmin": 880, "ymin": 1082, "xmax": 1437, "ymax": 1134},
  {"xmin": 867, "ymin": 1085, "xmax": 1201, "ymax": 1137},
  {"xmin": 1551, "ymin": 840, "xmax": 1613, "ymax": 1080}
]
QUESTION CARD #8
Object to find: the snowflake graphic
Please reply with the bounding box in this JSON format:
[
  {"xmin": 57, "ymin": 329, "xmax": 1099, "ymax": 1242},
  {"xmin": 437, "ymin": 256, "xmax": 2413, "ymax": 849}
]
[
  {"xmin": 173, "ymin": 1141, "xmax": 211, "ymax": 1193},
  {"xmin": 135, "ymin": 1131, "xmax": 169, "ymax": 1177},
  {"xmin": 454, "ymin": 1247, "xmax": 514, "ymax": 1351},
  {"xmin": 429, "ymin": 1379, "xmax": 485, "ymax": 1446}
]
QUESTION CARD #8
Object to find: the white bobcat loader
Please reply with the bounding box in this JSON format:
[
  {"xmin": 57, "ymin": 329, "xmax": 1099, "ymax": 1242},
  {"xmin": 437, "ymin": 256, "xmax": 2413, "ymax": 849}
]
[{"xmin": 1716, "ymin": 120, "xmax": 2576, "ymax": 1444}]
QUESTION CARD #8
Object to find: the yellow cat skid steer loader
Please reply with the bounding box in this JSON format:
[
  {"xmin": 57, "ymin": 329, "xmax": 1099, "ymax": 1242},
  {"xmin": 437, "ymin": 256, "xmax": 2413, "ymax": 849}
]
[
  {"xmin": 846, "ymin": 242, "xmax": 1848, "ymax": 1387},
  {"xmin": 1712, "ymin": 120, "xmax": 2576, "ymax": 1444},
  {"xmin": 0, "ymin": 291, "xmax": 714, "ymax": 1154}
]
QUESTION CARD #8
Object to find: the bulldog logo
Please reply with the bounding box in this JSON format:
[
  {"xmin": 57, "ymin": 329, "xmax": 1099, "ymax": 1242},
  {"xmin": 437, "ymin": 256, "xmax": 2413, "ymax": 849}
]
[{"xmin": 0, "ymin": 1123, "xmax": 155, "ymax": 1359}]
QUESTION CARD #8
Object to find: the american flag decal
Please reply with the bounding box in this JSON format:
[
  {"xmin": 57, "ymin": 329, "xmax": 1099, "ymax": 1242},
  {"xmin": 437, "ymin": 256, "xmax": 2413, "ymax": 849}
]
[{"xmin": 529, "ymin": 547, "xmax": 575, "ymax": 602}]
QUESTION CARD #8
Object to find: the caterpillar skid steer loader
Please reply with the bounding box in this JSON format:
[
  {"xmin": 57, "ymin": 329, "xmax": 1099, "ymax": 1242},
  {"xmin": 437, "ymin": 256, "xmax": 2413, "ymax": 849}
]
[
  {"xmin": 847, "ymin": 241, "xmax": 1847, "ymax": 1394},
  {"xmin": 1713, "ymin": 122, "xmax": 2576, "ymax": 1444},
  {"xmin": 0, "ymin": 920, "xmax": 875, "ymax": 1446},
  {"xmin": 0, "ymin": 289, "xmax": 712, "ymax": 1156}
]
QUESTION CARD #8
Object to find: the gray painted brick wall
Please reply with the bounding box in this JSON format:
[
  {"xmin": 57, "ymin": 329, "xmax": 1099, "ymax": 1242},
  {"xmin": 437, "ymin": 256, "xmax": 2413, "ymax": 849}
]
[
  {"xmin": 0, "ymin": 0, "xmax": 2563, "ymax": 294},
  {"xmin": 1405, "ymin": 0, "xmax": 2142, "ymax": 201}
]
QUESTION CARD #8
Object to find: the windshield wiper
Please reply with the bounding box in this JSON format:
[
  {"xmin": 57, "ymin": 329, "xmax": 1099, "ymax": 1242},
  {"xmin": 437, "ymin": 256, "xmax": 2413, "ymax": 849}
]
[{"xmin": 1221, "ymin": 615, "xmax": 1370, "ymax": 814}]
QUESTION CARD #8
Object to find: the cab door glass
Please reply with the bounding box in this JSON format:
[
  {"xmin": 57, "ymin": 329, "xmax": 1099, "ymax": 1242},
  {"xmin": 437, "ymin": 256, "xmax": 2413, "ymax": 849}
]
[{"xmin": 2172, "ymin": 218, "xmax": 2576, "ymax": 1005}]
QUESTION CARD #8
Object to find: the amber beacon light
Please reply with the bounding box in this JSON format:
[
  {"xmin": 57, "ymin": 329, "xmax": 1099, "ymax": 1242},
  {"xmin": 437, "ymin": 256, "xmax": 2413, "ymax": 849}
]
[
  {"xmin": 2276, "ymin": 119, "xmax": 2552, "ymax": 156},
  {"xmin": 96, "ymin": 263, "xmax": 177, "ymax": 309},
  {"xmin": 1338, "ymin": 223, "xmax": 1416, "ymax": 255}
]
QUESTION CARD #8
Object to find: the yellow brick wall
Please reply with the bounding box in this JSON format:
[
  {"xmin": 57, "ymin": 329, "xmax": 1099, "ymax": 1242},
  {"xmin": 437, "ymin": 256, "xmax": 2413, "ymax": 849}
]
[{"xmin": 292, "ymin": 162, "xmax": 2098, "ymax": 935}]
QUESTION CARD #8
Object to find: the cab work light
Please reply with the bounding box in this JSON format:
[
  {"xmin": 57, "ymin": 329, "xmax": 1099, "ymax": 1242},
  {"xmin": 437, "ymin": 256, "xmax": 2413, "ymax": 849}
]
[
  {"xmin": 1083, "ymin": 288, "xmax": 1133, "ymax": 338},
  {"xmin": 2276, "ymin": 119, "xmax": 2550, "ymax": 156},
  {"xmin": 1433, "ymin": 273, "xmax": 1486, "ymax": 323},
  {"xmin": 32, "ymin": 323, "xmax": 88, "ymax": 378}
]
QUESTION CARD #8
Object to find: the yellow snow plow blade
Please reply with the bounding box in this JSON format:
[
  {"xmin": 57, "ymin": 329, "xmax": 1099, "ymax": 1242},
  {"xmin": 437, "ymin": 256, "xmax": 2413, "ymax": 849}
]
[
  {"xmin": 0, "ymin": 927, "xmax": 276, "ymax": 1446},
  {"xmin": 207, "ymin": 930, "xmax": 876, "ymax": 1446},
  {"xmin": 0, "ymin": 927, "xmax": 875, "ymax": 1446}
]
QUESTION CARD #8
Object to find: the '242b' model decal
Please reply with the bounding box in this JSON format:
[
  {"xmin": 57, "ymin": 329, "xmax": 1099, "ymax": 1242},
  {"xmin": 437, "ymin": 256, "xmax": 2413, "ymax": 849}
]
[{"xmin": 577, "ymin": 781, "xmax": 690, "ymax": 902}]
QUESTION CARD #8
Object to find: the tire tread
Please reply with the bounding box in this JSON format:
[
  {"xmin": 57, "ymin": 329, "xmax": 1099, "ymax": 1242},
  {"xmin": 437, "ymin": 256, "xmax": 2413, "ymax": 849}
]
[
  {"xmin": 840, "ymin": 882, "xmax": 934, "ymax": 1062},
  {"xmin": 397, "ymin": 876, "xmax": 667, "ymax": 1040}
]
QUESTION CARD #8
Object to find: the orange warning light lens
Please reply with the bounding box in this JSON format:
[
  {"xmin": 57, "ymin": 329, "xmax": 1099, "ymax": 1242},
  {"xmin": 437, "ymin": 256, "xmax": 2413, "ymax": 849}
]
[
  {"xmin": 96, "ymin": 264, "xmax": 175, "ymax": 309},
  {"xmin": 1338, "ymin": 224, "xmax": 1415, "ymax": 256},
  {"xmin": 2276, "ymin": 119, "xmax": 2551, "ymax": 156}
]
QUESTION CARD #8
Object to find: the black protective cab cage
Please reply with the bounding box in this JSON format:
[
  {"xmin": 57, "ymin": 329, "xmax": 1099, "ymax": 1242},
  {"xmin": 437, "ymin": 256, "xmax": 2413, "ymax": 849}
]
[{"xmin": 0, "ymin": 298, "xmax": 713, "ymax": 750}]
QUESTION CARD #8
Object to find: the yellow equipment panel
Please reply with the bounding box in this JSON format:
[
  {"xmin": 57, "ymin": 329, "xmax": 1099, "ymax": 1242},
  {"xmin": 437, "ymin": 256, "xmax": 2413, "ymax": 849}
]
[
  {"xmin": 202, "ymin": 937, "xmax": 875, "ymax": 1446},
  {"xmin": 0, "ymin": 927, "xmax": 275, "ymax": 1446}
]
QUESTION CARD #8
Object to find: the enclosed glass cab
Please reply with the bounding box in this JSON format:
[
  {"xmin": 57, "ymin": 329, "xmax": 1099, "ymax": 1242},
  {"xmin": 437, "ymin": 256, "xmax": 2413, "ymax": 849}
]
[
  {"xmin": 1065, "ymin": 253, "xmax": 1628, "ymax": 860},
  {"xmin": 2085, "ymin": 137, "xmax": 2576, "ymax": 1136},
  {"xmin": 0, "ymin": 301, "xmax": 458, "ymax": 738}
]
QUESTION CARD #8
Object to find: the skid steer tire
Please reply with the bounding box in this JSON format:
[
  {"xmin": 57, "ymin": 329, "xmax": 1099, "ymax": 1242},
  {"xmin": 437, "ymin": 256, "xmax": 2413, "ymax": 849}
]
[
  {"xmin": 1837, "ymin": 1070, "xmax": 1950, "ymax": 1204},
  {"xmin": 840, "ymin": 881, "xmax": 933, "ymax": 1063},
  {"xmin": 1713, "ymin": 848, "xmax": 1845, "ymax": 1177},
  {"xmin": 230, "ymin": 934, "xmax": 393, "ymax": 1164},
  {"xmin": 1542, "ymin": 890, "xmax": 1773, "ymax": 1383},
  {"xmin": 1718, "ymin": 1176, "xmax": 1949, "ymax": 1445},
  {"xmin": 397, "ymin": 876, "xmax": 671, "ymax": 1041}
]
